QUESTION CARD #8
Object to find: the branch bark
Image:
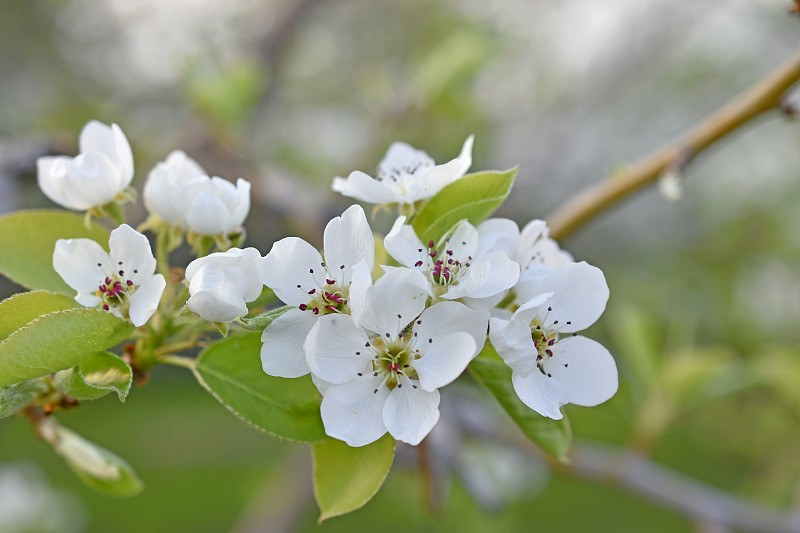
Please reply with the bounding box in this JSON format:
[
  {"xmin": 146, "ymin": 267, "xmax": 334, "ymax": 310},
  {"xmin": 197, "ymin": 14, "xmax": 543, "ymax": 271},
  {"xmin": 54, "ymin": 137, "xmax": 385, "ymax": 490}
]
[{"xmin": 546, "ymin": 47, "xmax": 800, "ymax": 241}]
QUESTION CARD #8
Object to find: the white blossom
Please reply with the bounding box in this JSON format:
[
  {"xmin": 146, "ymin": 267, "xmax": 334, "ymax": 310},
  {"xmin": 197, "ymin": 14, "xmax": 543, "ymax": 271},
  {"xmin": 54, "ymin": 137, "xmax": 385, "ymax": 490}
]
[
  {"xmin": 489, "ymin": 261, "xmax": 618, "ymax": 419},
  {"xmin": 143, "ymin": 150, "xmax": 250, "ymax": 236},
  {"xmin": 53, "ymin": 224, "xmax": 165, "ymax": 327},
  {"xmin": 476, "ymin": 218, "xmax": 572, "ymax": 272},
  {"xmin": 332, "ymin": 135, "xmax": 474, "ymax": 206},
  {"xmin": 384, "ymin": 217, "xmax": 519, "ymax": 308},
  {"xmin": 258, "ymin": 205, "xmax": 375, "ymax": 378},
  {"xmin": 305, "ymin": 268, "xmax": 489, "ymax": 446},
  {"xmin": 37, "ymin": 121, "xmax": 134, "ymax": 211},
  {"xmin": 184, "ymin": 247, "xmax": 264, "ymax": 322}
]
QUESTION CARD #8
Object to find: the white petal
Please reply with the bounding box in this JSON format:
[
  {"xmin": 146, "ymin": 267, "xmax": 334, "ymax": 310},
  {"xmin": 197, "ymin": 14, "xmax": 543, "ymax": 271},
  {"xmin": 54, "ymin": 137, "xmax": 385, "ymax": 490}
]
[
  {"xmin": 259, "ymin": 237, "xmax": 326, "ymax": 306},
  {"xmin": 462, "ymin": 250, "xmax": 519, "ymax": 299},
  {"xmin": 518, "ymin": 262, "xmax": 609, "ymax": 333},
  {"xmin": 358, "ymin": 268, "xmax": 428, "ymax": 339},
  {"xmin": 488, "ymin": 316, "xmax": 539, "ymax": 376},
  {"xmin": 111, "ymin": 123, "xmax": 134, "ymax": 185},
  {"xmin": 304, "ymin": 314, "xmax": 372, "ymax": 384},
  {"xmin": 323, "ymin": 205, "xmax": 375, "ymax": 286},
  {"xmin": 321, "ymin": 376, "xmax": 389, "ymax": 447},
  {"xmin": 441, "ymin": 261, "xmax": 488, "ymax": 300},
  {"xmin": 442, "ymin": 221, "xmax": 478, "ymax": 262},
  {"xmin": 311, "ymin": 373, "xmax": 332, "ymax": 396},
  {"xmin": 53, "ymin": 238, "xmax": 110, "ymax": 296},
  {"xmin": 511, "ymin": 291, "xmax": 554, "ymax": 325},
  {"xmin": 511, "ymin": 369, "xmax": 567, "ymax": 420},
  {"xmin": 546, "ymin": 336, "xmax": 618, "ymax": 408},
  {"xmin": 411, "ymin": 134, "xmax": 473, "ymax": 201},
  {"xmin": 383, "ymin": 376, "xmax": 440, "ymax": 445},
  {"xmin": 128, "ymin": 274, "xmax": 165, "ymax": 327},
  {"xmin": 476, "ymin": 217, "xmax": 520, "ymax": 258},
  {"xmin": 62, "ymin": 152, "xmax": 123, "ymax": 209},
  {"xmin": 348, "ymin": 259, "xmax": 372, "ymax": 327},
  {"xmin": 188, "ymin": 290, "xmax": 246, "ymax": 322},
  {"xmin": 413, "ymin": 332, "xmax": 476, "ymax": 391},
  {"xmin": 379, "ymin": 142, "xmax": 434, "ymax": 178},
  {"xmin": 108, "ymin": 225, "xmax": 157, "ymax": 283},
  {"xmin": 414, "ymin": 301, "xmax": 488, "ymax": 357},
  {"xmin": 384, "ymin": 216, "xmax": 427, "ymax": 269},
  {"xmin": 236, "ymin": 247, "xmax": 266, "ymax": 301},
  {"xmin": 260, "ymin": 309, "xmax": 317, "ymax": 378},
  {"xmin": 37, "ymin": 156, "xmax": 71, "ymax": 208},
  {"xmin": 332, "ymin": 171, "xmax": 399, "ymax": 204},
  {"xmin": 79, "ymin": 121, "xmax": 116, "ymax": 160},
  {"xmin": 226, "ymin": 178, "xmax": 251, "ymax": 231},
  {"xmin": 186, "ymin": 193, "xmax": 230, "ymax": 235}
]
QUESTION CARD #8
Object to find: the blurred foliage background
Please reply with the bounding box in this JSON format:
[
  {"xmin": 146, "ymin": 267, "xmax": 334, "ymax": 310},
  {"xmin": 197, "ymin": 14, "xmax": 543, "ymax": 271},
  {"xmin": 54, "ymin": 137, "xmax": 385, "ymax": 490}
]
[{"xmin": 2, "ymin": 0, "xmax": 800, "ymax": 531}]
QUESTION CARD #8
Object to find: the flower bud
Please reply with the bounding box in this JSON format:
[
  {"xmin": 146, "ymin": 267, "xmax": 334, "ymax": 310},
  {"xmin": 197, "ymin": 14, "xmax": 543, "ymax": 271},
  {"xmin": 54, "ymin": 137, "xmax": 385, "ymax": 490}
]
[
  {"xmin": 144, "ymin": 150, "xmax": 250, "ymax": 236},
  {"xmin": 185, "ymin": 247, "xmax": 263, "ymax": 322},
  {"xmin": 37, "ymin": 120, "xmax": 134, "ymax": 211}
]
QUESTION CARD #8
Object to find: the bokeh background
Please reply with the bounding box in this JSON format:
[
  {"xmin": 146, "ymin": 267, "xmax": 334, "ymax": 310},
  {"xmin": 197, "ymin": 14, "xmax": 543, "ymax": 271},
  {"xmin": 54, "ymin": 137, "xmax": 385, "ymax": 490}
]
[{"xmin": 2, "ymin": 0, "xmax": 800, "ymax": 531}]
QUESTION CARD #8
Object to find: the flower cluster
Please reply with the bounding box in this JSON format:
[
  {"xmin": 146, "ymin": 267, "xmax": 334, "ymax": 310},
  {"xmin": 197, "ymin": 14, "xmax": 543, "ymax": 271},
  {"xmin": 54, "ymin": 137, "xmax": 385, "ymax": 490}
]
[{"xmin": 39, "ymin": 122, "xmax": 617, "ymax": 448}]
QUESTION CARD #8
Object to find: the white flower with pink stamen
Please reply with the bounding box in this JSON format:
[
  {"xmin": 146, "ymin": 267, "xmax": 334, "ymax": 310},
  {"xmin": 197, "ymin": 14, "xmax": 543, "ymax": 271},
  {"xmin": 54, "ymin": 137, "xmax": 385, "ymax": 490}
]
[
  {"xmin": 384, "ymin": 217, "xmax": 519, "ymax": 309},
  {"xmin": 476, "ymin": 218, "xmax": 572, "ymax": 272},
  {"xmin": 305, "ymin": 268, "xmax": 489, "ymax": 446},
  {"xmin": 332, "ymin": 136, "xmax": 474, "ymax": 206},
  {"xmin": 488, "ymin": 261, "xmax": 618, "ymax": 419},
  {"xmin": 258, "ymin": 205, "xmax": 375, "ymax": 378},
  {"xmin": 53, "ymin": 224, "xmax": 166, "ymax": 327}
]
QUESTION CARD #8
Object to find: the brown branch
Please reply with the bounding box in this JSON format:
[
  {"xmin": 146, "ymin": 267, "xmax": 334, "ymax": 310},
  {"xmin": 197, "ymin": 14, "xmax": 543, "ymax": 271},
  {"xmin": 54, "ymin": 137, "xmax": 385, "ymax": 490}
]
[{"xmin": 546, "ymin": 47, "xmax": 800, "ymax": 241}]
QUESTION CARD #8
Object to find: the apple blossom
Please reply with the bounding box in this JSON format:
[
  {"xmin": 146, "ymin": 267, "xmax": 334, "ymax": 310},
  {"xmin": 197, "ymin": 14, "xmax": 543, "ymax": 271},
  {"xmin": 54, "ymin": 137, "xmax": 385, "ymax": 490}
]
[
  {"xmin": 305, "ymin": 268, "xmax": 489, "ymax": 446},
  {"xmin": 384, "ymin": 217, "xmax": 519, "ymax": 308},
  {"xmin": 258, "ymin": 205, "xmax": 375, "ymax": 378},
  {"xmin": 488, "ymin": 261, "xmax": 618, "ymax": 419},
  {"xmin": 37, "ymin": 121, "xmax": 134, "ymax": 211},
  {"xmin": 143, "ymin": 150, "xmax": 251, "ymax": 236},
  {"xmin": 332, "ymin": 135, "xmax": 474, "ymax": 206},
  {"xmin": 53, "ymin": 224, "xmax": 166, "ymax": 327},
  {"xmin": 184, "ymin": 247, "xmax": 264, "ymax": 323}
]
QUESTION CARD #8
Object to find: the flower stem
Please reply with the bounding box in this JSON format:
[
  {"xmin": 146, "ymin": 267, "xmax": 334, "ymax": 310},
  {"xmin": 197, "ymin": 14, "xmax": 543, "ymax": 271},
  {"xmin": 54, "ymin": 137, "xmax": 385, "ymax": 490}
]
[
  {"xmin": 546, "ymin": 46, "xmax": 800, "ymax": 241},
  {"xmin": 155, "ymin": 228, "xmax": 171, "ymax": 278},
  {"xmin": 157, "ymin": 354, "xmax": 197, "ymax": 370}
]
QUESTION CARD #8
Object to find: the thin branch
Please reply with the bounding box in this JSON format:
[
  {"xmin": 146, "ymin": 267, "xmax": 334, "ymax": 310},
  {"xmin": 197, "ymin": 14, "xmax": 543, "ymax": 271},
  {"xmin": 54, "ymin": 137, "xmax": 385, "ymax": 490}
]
[
  {"xmin": 559, "ymin": 442, "xmax": 800, "ymax": 533},
  {"xmin": 546, "ymin": 47, "xmax": 800, "ymax": 241}
]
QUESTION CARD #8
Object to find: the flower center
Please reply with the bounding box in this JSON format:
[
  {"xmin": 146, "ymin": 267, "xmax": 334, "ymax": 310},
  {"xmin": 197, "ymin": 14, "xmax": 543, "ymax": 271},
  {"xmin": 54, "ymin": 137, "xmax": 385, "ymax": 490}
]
[
  {"xmin": 529, "ymin": 310, "xmax": 574, "ymax": 378},
  {"xmin": 413, "ymin": 240, "xmax": 471, "ymax": 296},
  {"xmin": 368, "ymin": 337, "xmax": 420, "ymax": 390},
  {"xmin": 377, "ymin": 161, "xmax": 432, "ymax": 183},
  {"xmin": 298, "ymin": 279, "xmax": 349, "ymax": 316},
  {"xmin": 95, "ymin": 266, "xmax": 137, "ymax": 313}
]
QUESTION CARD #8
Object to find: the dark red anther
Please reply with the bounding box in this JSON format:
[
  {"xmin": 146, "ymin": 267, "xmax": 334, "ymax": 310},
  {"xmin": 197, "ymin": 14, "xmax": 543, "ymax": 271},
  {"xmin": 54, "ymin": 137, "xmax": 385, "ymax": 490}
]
[
  {"xmin": 312, "ymin": 307, "xmax": 319, "ymax": 315},
  {"xmin": 415, "ymin": 261, "xmax": 423, "ymax": 267},
  {"xmin": 299, "ymin": 304, "xmax": 307, "ymax": 311},
  {"xmin": 446, "ymin": 250, "xmax": 453, "ymax": 256},
  {"xmin": 325, "ymin": 305, "xmax": 338, "ymax": 313},
  {"xmin": 103, "ymin": 304, "xmax": 109, "ymax": 311},
  {"xmin": 428, "ymin": 240, "xmax": 435, "ymax": 248},
  {"xmin": 429, "ymin": 251, "xmax": 437, "ymax": 258},
  {"xmin": 546, "ymin": 349, "xmax": 553, "ymax": 357},
  {"xmin": 308, "ymin": 288, "xmax": 316, "ymax": 295},
  {"xmin": 118, "ymin": 270, "xmax": 124, "ymax": 276},
  {"xmin": 99, "ymin": 285, "xmax": 106, "ymax": 292},
  {"xmin": 548, "ymin": 339, "xmax": 555, "ymax": 346},
  {"xmin": 105, "ymin": 277, "xmax": 112, "ymax": 285},
  {"xmin": 326, "ymin": 279, "xmax": 336, "ymax": 285},
  {"xmin": 126, "ymin": 280, "xmax": 133, "ymax": 286}
]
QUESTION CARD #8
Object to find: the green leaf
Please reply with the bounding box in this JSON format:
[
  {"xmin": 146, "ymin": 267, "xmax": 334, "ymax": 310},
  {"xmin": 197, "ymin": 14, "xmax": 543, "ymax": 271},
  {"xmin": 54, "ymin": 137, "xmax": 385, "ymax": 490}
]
[
  {"xmin": 0, "ymin": 290, "xmax": 78, "ymax": 341},
  {"xmin": 193, "ymin": 332, "xmax": 326, "ymax": 443},
  {"xmin": 0, "ymin": 377, "xmax": 49, "ymax": 419},
  {"xmin": 469, "ymin": 345, "xmax": 571, "ymax": 459},
  {"xmin": 55, "ymin": 351, "xmax": 133, "ymax": 402},
  {"xmin": 0, "ymin": 309, "xmax": 134, "ymax": 388},
  {"xmin": 312, "ymin": 434, "xmax": 395, "ymax": 522},
  {"xmin": 412, "ymin": 168, "xmax": 517, "ymax": 244},
  {"xmin": 0, "ymin": 209, "xmax": 110, "ymax": 293},
  {"xmin": 239, "ymin": 306, "xmax": 291, "ymax": 331},
  {"xmin": 39, "ymin": 417, "xmax": 143, "ymax": 498}
]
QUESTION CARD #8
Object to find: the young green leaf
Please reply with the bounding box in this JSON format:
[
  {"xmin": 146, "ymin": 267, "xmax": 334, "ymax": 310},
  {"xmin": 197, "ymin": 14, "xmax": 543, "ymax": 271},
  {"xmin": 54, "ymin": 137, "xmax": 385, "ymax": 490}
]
[
  {"xmin": 0, "ymin": 210, "xmax": 109, "ymax": 293},
  {"xmin": 0, "ymin": 377, "xmax": 49, "ymax": 419},
  {"xmin": 0, "ymin": 290, "xmax": 77, "ymax": 341},
  {"xmin": 312, "ymin": 434, "xmax": 395, "ymax": 522},
  {"xmin": 412, "ymin": 168, "xmax": 517, "ymax": 244},
  {"xmin": 469, "ymin": 345, "xmax": 571, "ymax": 459},
  {"xmin": 39, "ymin": 416, "xmax": 143, "ymax": 498},
  {"xmin": 54, "ymin": 351, "xmax": 133, "ymax": 402},
  {"xmin": 193, "ymin": 332, "xmax": 327, "ymax": 443},
  {"xmin": 0, "ymin": 308, "xmax": 134, "ymax": 388}
]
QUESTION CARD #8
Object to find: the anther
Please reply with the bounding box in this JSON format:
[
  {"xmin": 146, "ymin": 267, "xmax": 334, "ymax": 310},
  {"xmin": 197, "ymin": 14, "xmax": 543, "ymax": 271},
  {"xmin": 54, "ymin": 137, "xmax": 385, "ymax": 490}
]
[
  {"xmin": 126, "ymin": 280, "xmax": 133, "ymax": 286},
  {"xmin": 415, "ymin": 261, "xmax": 423, "ymax": 267},
  {"xmin": 299, "ymin": 304, "xmax": 307, "ymax": 311}
]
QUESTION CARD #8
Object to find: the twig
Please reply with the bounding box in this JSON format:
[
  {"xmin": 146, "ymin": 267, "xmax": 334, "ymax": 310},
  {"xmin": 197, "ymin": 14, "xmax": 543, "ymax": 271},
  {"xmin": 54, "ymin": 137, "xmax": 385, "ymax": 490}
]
[{"xmin": 546, "ymin": 47, "xmax": 800, "ymax": 241}]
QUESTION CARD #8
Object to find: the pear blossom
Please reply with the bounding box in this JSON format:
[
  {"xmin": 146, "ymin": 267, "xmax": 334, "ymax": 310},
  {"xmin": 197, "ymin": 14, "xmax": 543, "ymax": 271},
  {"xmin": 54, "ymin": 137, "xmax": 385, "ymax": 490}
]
[
  {"xmin": 258, "ymin": 205, "xmax": 375, "ymax": 378},
  {"xmin": 53, "ymin": 224, "xmax": 166, "ymax": 327},
  {"xmin": 384, "ymin": 217, "xmax": 519, "ymax": 308},
  {"xmin": 143, "ymin": 150, "xmax": 250, "ymax": 236},
  {"xmin": 184, "ymin": 247, "xmax": 264, "ymax": 323},
  {"xmin": 476, "ymin": 218, "xmax": 572, "ymax": 272},
  {"xmin": 332, "ymin": 135, "xmax": 474, "ymax": 206},
  {"xmin": 305, "ymin": 268, "xmax": 489, "ymax": 446},
  {"xmin": 488, "ymin": 261, "xmax": 618, "ymax": 419},
  {"xmin": 37, "ymin": 120, "xmax": 134, "ymax": 211}
]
